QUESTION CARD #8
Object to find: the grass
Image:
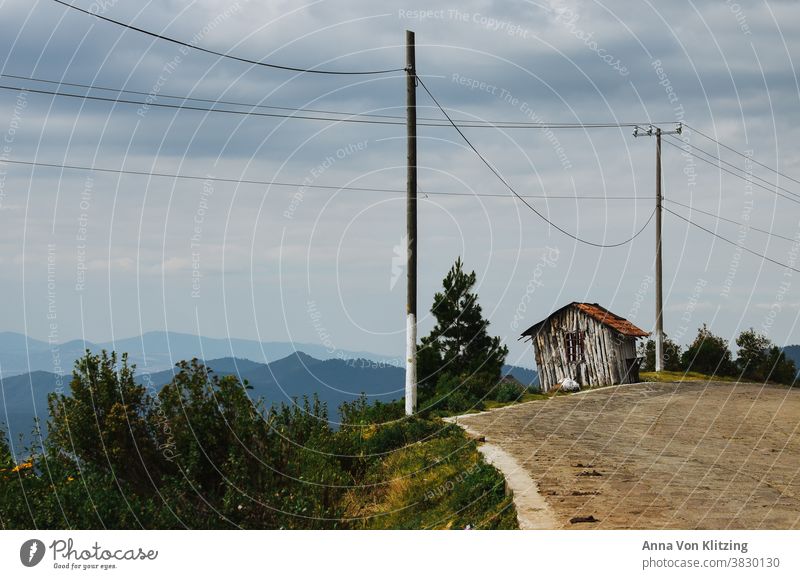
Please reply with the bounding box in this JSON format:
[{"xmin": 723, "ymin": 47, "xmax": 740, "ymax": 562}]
[
  {"xmin": 640, "ymin": 370, "xmax": 740, "ymax": 383},
  {"xmin": 482, "ymin": 391, "xmax": 549, "ymax": 410},
  {"xmin": 448, "ymin": 391, "xmax": 550, "ymax": 416},
  {"xmin": 343, "ymin": 423, "xmax": 518, "ymax": 530}
]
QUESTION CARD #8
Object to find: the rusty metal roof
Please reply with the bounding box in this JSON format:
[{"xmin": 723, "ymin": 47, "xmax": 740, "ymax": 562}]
[{"xmin": 521, "ymin": 302, "xmax": 649, "ymax": 338}]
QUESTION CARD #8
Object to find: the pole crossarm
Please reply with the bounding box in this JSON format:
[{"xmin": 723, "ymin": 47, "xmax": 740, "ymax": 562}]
[{"xmin": 633, "ymin": 123, "xmax": 683, "ymax": 137}]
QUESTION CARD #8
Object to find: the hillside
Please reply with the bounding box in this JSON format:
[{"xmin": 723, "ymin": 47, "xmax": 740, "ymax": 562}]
[
  {"xmin": 1, "ymin": 363, "xmax": 518, "ymax": 530},
  {"xmin": 782, "ymin": 344, "xmax": 800, "ymax": 369},
  {"xmin": 0, "ymin": 351, "xmax": 536, "ymax": 444}
]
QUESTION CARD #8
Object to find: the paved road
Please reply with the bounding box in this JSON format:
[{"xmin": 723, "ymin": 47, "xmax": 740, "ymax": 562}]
[{"xmin": 455, "ymin": 381, "xmax": 800, "ymax": 529}]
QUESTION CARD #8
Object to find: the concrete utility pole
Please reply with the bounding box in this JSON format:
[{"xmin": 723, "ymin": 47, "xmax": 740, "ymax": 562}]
[
  {"xmin": 634, "ymin": 123, "xmax": 681, "ymax": 372},
  {"xmin": 405, "ymin": 30, "xmax": 417, "ymax": 415}
]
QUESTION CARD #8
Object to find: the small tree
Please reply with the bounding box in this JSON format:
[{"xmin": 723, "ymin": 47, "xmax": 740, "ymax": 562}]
[
  {"xmin": 47, "ymin": 350, "xmax": 161, "ymax": 491},
  {"xmin": 736, "ymin": 329, "xmax": 771, "ymax": 380},
  {"xmin": 418, "ymin": 258, "xmax": 508, "ymax": 386},
  {"xmin": 736, "ymin": 329, "xmax": 797, "ymax": 384},
  {"xmin": 681, "ymin": 325, "xmax": 736, "ymax": 376},
  {"xmin": 762, "ymin": 346, "xmax": 797, "ymax": 385},
  {"xmin": 638, "ymin": 335, "xmax": 683, "ymax": 372}
]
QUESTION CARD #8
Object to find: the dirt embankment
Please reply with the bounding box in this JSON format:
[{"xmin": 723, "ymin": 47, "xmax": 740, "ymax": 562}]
[{"xmin": 453, "ymin": 381, "xmax": 800, "ymax": 529}]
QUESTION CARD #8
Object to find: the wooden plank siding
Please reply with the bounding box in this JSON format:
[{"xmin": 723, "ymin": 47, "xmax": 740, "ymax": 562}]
[{"xmin": 528, "ymin": 305, "xmax": 642, "ymax": 392}]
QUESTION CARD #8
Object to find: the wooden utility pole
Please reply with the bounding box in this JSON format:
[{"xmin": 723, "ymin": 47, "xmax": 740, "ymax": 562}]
[
  {"xmin": 634, "ymin": 123, "xmax": 681, "ymax": 372},
  {"xmin": 655, "ymin": 127, "xmax": 664, "ymax": 372},
  {"xmin": 405, "ymin": 30, "xmax": 417, "ymax": 415}
]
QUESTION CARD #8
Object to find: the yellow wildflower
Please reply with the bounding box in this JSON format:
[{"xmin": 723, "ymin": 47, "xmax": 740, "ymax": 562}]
[{"xmin": 11, "ymin": 461, "xmax": 33, "ymax": 473}]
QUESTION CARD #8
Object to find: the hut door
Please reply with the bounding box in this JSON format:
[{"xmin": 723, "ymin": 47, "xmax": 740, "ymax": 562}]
[{"xmin": 624, "ymin": 357, "xmax": 640, "ymax": 383}]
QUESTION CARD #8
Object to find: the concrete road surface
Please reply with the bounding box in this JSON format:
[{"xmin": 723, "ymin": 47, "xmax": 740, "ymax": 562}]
[{"xmin": 453, "ymin": 381, "xmax": 800, "ymax": 529}]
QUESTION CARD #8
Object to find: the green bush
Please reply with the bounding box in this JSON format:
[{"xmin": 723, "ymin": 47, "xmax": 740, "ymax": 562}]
[
  {"xmin": 0, "ymin": 427, "xmax": 10, "ymax": 468},
  {"xmin": 736, "ymin": 329, "xmax": 797, "ymax": 385},
  {"xmin": 420, "ymin": 373, "xmax": 479, "ymax": 415},
  {"xmin": 30, "ymin": 353, "xmax": 352, "ymax": 529},
  {"xmin": 493, "ymin": 380, "xmax": 526, "ymax": 403},
  {"xmin": 638, "ymin": 336, "xmax": 684, "ymax": 372},
  {"xmin": 682, "ymin": 325, "xmax": 737, "ymax": 376},
  {"xmin": 47, "ymin": 350, "xmax": 161, "ymax": 493}
]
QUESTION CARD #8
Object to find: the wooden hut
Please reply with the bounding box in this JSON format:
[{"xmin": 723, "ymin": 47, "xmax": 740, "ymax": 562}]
[{"xmin": 521, "ymin": 302, "xmax": 648, "ymax": 392}]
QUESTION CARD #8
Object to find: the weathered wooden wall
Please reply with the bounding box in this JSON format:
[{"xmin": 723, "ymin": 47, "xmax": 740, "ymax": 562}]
[{"xmin": 531, "ymin": 307, "xmax": 639, "ymax": 392}]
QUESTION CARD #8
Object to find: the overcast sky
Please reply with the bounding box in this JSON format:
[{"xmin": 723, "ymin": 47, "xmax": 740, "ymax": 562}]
[{"xmin": 1, "ymin": 0, "xmax": 799, "ymax": 368}]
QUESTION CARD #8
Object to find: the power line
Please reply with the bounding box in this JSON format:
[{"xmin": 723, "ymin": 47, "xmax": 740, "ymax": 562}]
[
  {"xmin": 663, "ymin": 133, "xmax": 800, "ymax": 201},
  {"xmin": 684, "ymin": 123, "xmax": 800, "ymax": 187},
  {"xmin": 660, "ymin": 136, "xmax": 800, "ymax": 206},
  {"xmin": 52, "ymin": 0, "xmax": 405, "ymax": 75},
  {"xmin": 415, "ymin": 75, "xmax": 655, "ymax": 248},
  {"xmin": 0, "ymin": 74, "xmax": 599, "ymax": 126},
  {"xmin": 0, "ymin": 78, "xmax": 672, "ymax": 130},
  {"xmin": 1, "ymin": 72, "xmax": 413, "ymax": 120},
  {"xmin": 664, "ymin": 205, "xmax": 800, "ymax": 274},
  {"xmin": 663, "ymin": 198, "xmax": 799, "ymax": 243},
  {"xmin": 0, "ymin": 157, "xmax": 649, "ymax": 200},
  {"xmin": 0, "ymin": 82, "xmax": 410, "ymax": 126}
]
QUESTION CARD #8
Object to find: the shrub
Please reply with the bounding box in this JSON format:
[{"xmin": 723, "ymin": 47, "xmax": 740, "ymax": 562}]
[
  {"xmin": 419, "ymin": 373, "xmax": 493, "ymax": 415},
  {"xmin": 493, "ymin": 379, "xmax": 525, "ymax": 403},
  {"xmin": 0, "ymin": 427, "xmax": 10, "ymax": 469},
  {"xmin": 638, "ymin": 336, "xmax": 684, "ymax": 372},
  {"xmin": 736, "ymin": 329, "xmax": 797, "ymax": 384},
  {"xmin": 47, "ymin": 350, "xmax": 161, "ymax": 493},
  {"xmin": 681, "ymin": 325, "xmax": 736, "ymax": 376}
]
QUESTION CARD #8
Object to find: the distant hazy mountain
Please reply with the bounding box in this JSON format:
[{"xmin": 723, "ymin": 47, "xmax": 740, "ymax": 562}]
[
  {"xmin": 143, "ymin": 353, "xmax": 405, "ymax": 415},
  {"xmin": 0, "ymin": 370, "xmax": 63, "ymax": 447},
  {"xmin": 782, "ymin": 345, "xmax": 800, "ymax": 369},
  {"xmin": 502, "ymin": 364, "xmax": 538, "ymax": 387},
  {"xmin": 0, "ymin": 331, "xmax": 402, "ymax": 378}
]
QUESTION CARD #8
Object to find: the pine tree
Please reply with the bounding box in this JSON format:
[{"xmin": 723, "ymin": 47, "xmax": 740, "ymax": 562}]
[{"xmin": 418, "ymin": 258, "xmax": 508, "ymax": 385}]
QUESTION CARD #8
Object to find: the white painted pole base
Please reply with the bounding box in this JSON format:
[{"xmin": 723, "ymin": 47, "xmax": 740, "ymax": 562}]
[
  {"xmin": 405, "ymin": 312, "xmax": 417, "ymax": 415},
  {"xmin": 655, "ymin": 332, "xmax": 664, "ymax": 372}
]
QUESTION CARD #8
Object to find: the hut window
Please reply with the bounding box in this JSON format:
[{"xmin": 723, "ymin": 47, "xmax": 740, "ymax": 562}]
[{"xmin": 565, "ymin": 331, "xmax": 585, "ymax": 363}]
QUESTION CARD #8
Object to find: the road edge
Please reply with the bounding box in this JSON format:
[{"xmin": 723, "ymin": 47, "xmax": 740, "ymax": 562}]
[{"xmin": 444, "ymin": 415, "xmax": 559, "ymax": 530}]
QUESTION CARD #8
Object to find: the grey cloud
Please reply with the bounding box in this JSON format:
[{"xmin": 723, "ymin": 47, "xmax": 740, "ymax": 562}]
[{"xmin": 2, "ymin": 0, "xmax": 800, "ymax": 365}]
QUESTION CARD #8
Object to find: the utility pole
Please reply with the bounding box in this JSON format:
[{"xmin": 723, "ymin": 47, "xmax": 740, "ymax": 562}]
[
  {"xmin": 405, "ymin": 30, "xmax": 417, "ymax": 415},
  {"xmin": 655, "ymin": 127, "xmax": 664, "ymax": 372},
  {"xmin": 634, "ymin": 123, "xmax": 681, "ymax": 372}
]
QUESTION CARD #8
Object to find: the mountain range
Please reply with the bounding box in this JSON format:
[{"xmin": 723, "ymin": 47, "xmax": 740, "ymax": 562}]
[
  {"xmin": 781, "ymin": 345, "xmax": 800, "ymax": 369},
  {"xmin": 0, "ymin": 332, "xmax": 538, "ymax": 447},
  {"xmin": 0, "ymin": 330, "xmax": 404, "ymax": 377}
]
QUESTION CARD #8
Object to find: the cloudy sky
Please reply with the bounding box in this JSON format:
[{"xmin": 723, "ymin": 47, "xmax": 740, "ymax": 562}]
[{"xmin": 1, "ymin": 0, "xmax": 799, "ymax": 369}]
